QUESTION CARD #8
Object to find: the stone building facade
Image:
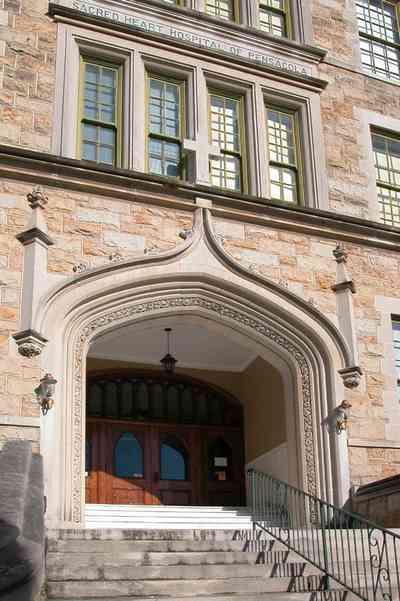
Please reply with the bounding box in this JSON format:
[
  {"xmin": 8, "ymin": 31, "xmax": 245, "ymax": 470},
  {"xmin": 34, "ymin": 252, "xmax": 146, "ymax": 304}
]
[{"xmin": 1, "ymin": 0, "xmax": 400, "ymax": 527}]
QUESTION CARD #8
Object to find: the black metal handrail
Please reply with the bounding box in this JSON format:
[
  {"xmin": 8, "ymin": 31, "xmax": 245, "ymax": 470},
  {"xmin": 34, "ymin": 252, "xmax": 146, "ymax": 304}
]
[{"xmin": 246, "ymin": 468, "xmax": 400, "ymax": 601}]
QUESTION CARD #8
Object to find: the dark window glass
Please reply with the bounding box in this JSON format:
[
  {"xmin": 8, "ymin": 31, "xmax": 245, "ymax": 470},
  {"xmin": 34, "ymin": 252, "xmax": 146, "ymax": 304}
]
[
  {"xmin": 88, "ymin": 383, "xmax": 103, "ymax": 416},
  {"xmin": 161, "ymin": 436, "xmax": 188, "ymax": 480},
  {"xmin": 85, "ymin": 438, "xmax": 92, "ymax": 473},
  {"xmin": 105, "ymin": 381, "xmax": 118, "ymax": 418},
  {"xmin": 114, "ymin": 432, "xmax": 144, "ymax": 478}
]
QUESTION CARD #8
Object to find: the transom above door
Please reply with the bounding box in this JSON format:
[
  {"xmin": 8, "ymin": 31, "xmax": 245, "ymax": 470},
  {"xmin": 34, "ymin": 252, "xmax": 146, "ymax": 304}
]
[{"xmin": 85, "ymin": 371, "xmax": 245, "ymax": 506}]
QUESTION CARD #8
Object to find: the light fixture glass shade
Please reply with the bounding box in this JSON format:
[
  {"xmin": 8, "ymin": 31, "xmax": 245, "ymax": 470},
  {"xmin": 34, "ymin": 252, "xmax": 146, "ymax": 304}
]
[{"xmin": 160, "ymin": 352, "xmax": 177, "ymax": 373}]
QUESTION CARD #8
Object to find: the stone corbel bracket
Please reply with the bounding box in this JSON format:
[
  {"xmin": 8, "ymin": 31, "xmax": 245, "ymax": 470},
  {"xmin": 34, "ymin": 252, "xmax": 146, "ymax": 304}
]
[
  {"xmin": 13, "ymin": 188, "xmax": 54, "ymax": 357},
  {"xmin": 331, "ymin": 243, "xmax": 362, "ymax": 388}
]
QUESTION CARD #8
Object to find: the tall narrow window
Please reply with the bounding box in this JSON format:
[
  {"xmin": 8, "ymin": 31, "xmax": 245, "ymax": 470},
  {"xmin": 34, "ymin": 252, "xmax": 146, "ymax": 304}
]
[
  {"xmin": 147, "ymin": 75, "xmax": 185, "ymax": 178},
  {"xmin": 372, "ymin": 131, "xmax": 400, "ymax": 226},
  {"xmin": 266, "ymin": 107, "xmax": 300, "ymax": 204},
  {"xmin": 393, "ymin": 319, "xmax": 400, "ymax": 400},
  {"xmin": 79, "ymin": 58, "xmax": 121, "ymax": 166},
  {"xmin": 209, "ymin": 92, "xmax": 245, "ymax": 192},
  {"xmin": 259, "ymin": 1, "xmax": 290, "ymax": 38},
  {"xmin": 356, "ymin": 0, "xmax": 400, "ymax": 81},
  {"xmin": 205, "ymin": 0, "xmax": 235, "ymax": 20}
]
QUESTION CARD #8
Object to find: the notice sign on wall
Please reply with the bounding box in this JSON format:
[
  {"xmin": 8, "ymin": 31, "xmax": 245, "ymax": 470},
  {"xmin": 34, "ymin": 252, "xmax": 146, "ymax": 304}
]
[{"xmin": 69, "ymin": 0, "xmax": 312, "ymax": 78}]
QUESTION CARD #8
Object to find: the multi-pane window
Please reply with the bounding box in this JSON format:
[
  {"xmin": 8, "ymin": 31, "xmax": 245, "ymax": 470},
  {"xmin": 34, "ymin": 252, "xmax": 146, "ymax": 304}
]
[
  {"xmin": 356, "ymin": 0, "xmax": 400, "ymax": 81},
  {"xmin": 79, "ymin": 59, "xmax": 121, "ymax": 166},
  {"xmin": 147, "ymin": 76, "xmax": 185, "ymax": 178},
  {"xmin": 266, "ymin": 107, "xmax": 300, "ymax": 203},
  {"xmin": 205, "ymin": 0, "xmax": 235, "ymax": 20},
  {"xmin": 392, "ymin": 319, "xmax": 400, "ymax": 401},
  {"xmin": 372, "ymin": 132, "xmax": 400, "ymax": 226},
  {"xmin": 259, "ymin": 0, "xmax": 290, "ymax": 38},
  {"xmin": 209, "ymin": 92, "xmax": 244, "ymax": 192}
]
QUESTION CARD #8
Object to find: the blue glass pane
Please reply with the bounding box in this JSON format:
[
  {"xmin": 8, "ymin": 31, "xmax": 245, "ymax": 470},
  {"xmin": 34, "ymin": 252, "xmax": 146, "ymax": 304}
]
[
  {"xmin": 115, "ymin": 432, "xmax": 144, "ymax": 478},
  {"xmin": 161, "ymin": 440, "xmax": 187, "ymax": 481}
]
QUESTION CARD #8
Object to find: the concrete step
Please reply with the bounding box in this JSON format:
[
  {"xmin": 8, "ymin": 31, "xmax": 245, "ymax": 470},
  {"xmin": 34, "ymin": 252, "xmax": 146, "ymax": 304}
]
[
  {"xmin": 47, "ymin": 575, "xmax": 331, "ymax": 598},
  {"xmin": 47, "ymin": 528, "xmax": 259, "ymax": 541},
  {"xmin": 46, "ymin": 561, "xmax": 321, "ymax": 582},
  {"xmin": 45, "ymin": 595, "xmax": 318, "ymax": 601},
  {"xmin": 85, "ymin": 504, "xmax": 250, "ymax": 513},
  {"xmin": 46, "ymin": 549, "xmax": 299, "ymax": 566},
  {"xmin": 47, "ymin": 537, "xmax": 288, "ymax": 554}
]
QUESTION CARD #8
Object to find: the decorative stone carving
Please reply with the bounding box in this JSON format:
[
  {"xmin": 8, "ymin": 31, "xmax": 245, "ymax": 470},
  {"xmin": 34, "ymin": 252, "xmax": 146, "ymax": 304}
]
[
  {"xmin": 144, "ymin": 245, "xmax": 160, "ymax": 256},
  {"xmin": 71, "ymin": 293, "xmax": 319, "ymax": 523},
  {"xmin": 73, "ymin": 262, "xmax": 88, "ymax": 273},
  {"xmin": 27, "ymin": 187, "xmax": 48, "ymax": 210},
  {"xmin": 179, "ymin": 228, "xmax": 193, "ymax": 240},
  {"xmin": 339, "ymin": 366, "xmax": 363, "ymax": 389},
  {"xmin": 109, "ymin": 252, "xmax": 123, "ymax": 262},
  {"xmin": 333, "ymin": 243, "xmax": 348, "ymax": 264},
  {"xmin": 13, "ymin": 329, "xmax": 48, "ymax": 357}
]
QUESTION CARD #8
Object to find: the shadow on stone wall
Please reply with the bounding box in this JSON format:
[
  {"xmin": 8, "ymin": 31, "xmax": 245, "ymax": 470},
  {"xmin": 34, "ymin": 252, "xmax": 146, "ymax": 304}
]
[
  {"xmin": 351, "ymin": 474, "xmax": 400, "ymax": 528},
  {"xmin": 0, "ymin": 440, "xmax": 44, "ymax": 601}
]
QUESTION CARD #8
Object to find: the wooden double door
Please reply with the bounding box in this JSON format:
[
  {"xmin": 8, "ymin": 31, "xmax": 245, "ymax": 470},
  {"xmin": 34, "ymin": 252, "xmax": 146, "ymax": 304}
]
[{"xmin": 86, "ymin": 418, "xmax": 245, "ymax": 506}]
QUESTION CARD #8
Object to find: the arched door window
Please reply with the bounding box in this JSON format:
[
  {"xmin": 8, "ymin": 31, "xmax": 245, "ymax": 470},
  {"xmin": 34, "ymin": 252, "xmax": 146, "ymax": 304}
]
[
  {"xmin": 114, "ymin": 432, "xmax": 144, "ymax": 478},
  {"xmin": 161, "ymin": 436, "xmax": 188, "ymax": 481},
  {"xmin": 208, "ymin": 438, "xmax": 232, "ymax": 481}
]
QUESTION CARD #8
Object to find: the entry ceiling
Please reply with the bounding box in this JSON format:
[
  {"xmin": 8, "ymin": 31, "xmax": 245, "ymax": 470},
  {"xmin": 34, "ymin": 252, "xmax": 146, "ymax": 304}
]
[{"xmin": 88, "ymin": 316, "xmax": 257, "ymax": 372}]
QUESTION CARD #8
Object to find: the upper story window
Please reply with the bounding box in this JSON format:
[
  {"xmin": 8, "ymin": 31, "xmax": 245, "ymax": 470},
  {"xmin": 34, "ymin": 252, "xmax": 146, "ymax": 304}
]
[
  {"xmin": 209, "ymin": 91, "xmax": 245, "ymax": 192},
  {"xmin": 372, "ymin": 131, "xmax": 400, "ymax": 226},
  {"xmin": 356, "ymin": 0, "xmax": 400, "ymax": 81},
  {"xmin": 259, "ymin": 1, "xmax": 290, "ymax": 38},
  {"xmin": 392, "ymin": 319, "xmax": 400, "ymax": 400},
  {"xmin": 147, "ymin": 75, "xmax": 185, "ymax": 178},
  {"xmin": 79, "ymin": 58, "xmax": 122, "ymax": 166},
  {"xmin": 266, "ymin": 107, "xmax": 301, "ymax": 204},
  {"xmin": 205, "ymin": 0, "xmax": 236, "ymax": 21}
]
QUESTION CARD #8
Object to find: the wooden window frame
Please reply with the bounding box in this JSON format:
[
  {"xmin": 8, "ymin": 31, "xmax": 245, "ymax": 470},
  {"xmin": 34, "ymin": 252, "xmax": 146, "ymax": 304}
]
[
  {"xmin": 145, "ymin": 72, "xmax": 186, "ymax": 180},
  {"xmin": 205, "ymin": 0, "xmax": 241, "ymax": 23},
  {"xmin": 392, "ymin": 318, "xmax": 400, "ymax": 399},
  {"xmin": 266, "ymin": 104, "xmax": 303, "ymax": 205},
  {"xmin": 77, "ymin": 56, "xmax": 123, "ymax": 167},
  {"xmin": 356, "ymin": 0, "xmax": 400, "ymax": 81},
  {"xmin": 372, "ymin": 129, "xmax": 400, "ymax": 227},
  {"xmin": 208, "ymin": 88, "xmax": 248, "ymax": 194},
  {"xmin": 259, "ymin": 0, "xmax": 292, "ymax": 39}
]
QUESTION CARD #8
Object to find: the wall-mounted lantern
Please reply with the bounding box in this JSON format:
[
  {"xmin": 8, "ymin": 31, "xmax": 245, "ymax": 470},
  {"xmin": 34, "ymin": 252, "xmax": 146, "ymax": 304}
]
[
  {"xmin": 335, "ymin": 400, "xmax": 352, "ymax": 434},
  {"xmin": 35, "ymin": 373, "xmax": 57, "ymax": 415}
]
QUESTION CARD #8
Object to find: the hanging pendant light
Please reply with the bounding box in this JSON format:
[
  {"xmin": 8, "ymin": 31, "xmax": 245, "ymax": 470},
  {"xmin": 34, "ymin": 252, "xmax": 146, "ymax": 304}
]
[{"xmin": 160, "ymin": 327, "xmax": 178, "ymax": 373}]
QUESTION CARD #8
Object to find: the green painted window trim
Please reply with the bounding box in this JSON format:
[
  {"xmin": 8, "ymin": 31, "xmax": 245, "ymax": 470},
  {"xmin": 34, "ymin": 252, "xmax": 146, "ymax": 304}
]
[
  {"xmin": 356, "ymin": 0, "xmax": 400, "ymax": 81},
  {"xmin": 259, "ymin": 0, "xmax": 292, "ymax": 39},
  {"xmin": 208, "ymin": 88, "xmax": 248, "ymax": 194},
  {"xmin": 78, "ymin": 56, "xmax": 123, "ymax": 167},
  {"xmin": 266, "ymin": 105, "xmax": 303, "ymax": 205},
  {"xmin": 372, "ymin": 130, "xmax": 400, "ymax": 227},
  {"xmin": 205, "ymin": 0, "xmax": 241, "ymax": 23},
  {"xmin": 145, "ymin": 73, "xmax": 186, "ymax": 179}
]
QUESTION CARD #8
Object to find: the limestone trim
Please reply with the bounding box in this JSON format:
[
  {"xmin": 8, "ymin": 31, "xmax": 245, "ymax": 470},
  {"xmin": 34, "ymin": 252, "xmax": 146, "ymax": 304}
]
[
  {"xmin": 33, "ymin": 208, "xmax": 352, "ymax": 525},
  {"xmin": 1, "ymin": 147, "xmax": 400, "ymax": 252},
  {"xmin": 375, "ymin": 296, "xmax": 400, "ymax": 442},
  {"xmin": 0, "ymin": 416, "xmax": 41, "ymax": 428}
]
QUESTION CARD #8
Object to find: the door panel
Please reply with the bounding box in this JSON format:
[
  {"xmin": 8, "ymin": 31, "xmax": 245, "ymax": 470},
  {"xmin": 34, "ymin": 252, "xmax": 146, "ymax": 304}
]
[{"xmin": 204, "ymin": 429, "xmax": 245, "ymax": 506}]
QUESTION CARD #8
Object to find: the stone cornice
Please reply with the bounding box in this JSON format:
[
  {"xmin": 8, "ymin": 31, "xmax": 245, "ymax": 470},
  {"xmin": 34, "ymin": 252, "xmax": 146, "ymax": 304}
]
[
  {"xmin": 48, "ymin": 2, "xmax": 327, "ymax": 90},
  {"xmin": 16, "ymin": 227, "xmax": 55, "ymax": 247},
  {"xmin": 1, "ymin": 145, "xmax": 400, "ymax": 253}
]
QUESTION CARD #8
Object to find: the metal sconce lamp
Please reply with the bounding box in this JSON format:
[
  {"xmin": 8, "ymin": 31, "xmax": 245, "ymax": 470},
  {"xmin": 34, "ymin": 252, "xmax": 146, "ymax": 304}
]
[
  {"xmin": 35, "ymin": 373, "xmax": 57, "ymax": 415},
  {"xmin": 160, "ymin": 328, "xmax": 178, "ymax": 373},
  {"xmin": 336, "ymin": 400, "xmax": 351, "ymax": 434}
]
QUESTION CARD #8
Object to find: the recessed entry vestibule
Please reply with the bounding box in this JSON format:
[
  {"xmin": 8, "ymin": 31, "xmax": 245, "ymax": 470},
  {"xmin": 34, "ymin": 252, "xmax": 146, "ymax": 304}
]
[{"xmin": 85, "ymin": 315, "xmax": 289, "ymax": 509}]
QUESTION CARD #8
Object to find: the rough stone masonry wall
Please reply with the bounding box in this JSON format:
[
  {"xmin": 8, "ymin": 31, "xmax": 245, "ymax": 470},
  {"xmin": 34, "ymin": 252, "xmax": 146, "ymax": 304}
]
[
  {"xmin": 0, "ymin": 177, "xmax": 192, "ymax": 444},
  {"xmin": 1, "ymin": 0, "xmax": 400, "ymax": 487}
]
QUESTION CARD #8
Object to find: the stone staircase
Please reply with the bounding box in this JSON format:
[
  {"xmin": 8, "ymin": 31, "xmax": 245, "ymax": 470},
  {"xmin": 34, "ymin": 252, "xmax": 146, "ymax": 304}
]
[{"xmin": 45, "ymin": 518, "xmax": 354, "ymax": 600}]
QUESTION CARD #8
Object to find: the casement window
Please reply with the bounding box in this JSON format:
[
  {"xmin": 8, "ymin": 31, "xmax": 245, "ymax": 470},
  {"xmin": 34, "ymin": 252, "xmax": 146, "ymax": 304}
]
[
  {"xmin": 209, "ymin": 91, "xmax": 246, "ymax": 192},
  {"xmin": 266, "ymin": 107, "xmax": 301, "ymax": 204},
  {"xmin": 259, "ymin": 0, "xmax": 290, "ymax": 38},
  {"xmin": 78, "ymin": 58, "xmax": 122, "ymax": 166},
  {"xmin": 205, "ymin": 0, "xmax": 236, "ymax": 21},
  {"xmin": 356, "ymin": 0, "xmax": 400, "ymax": 81},
  {"xmin": 392, "ymin": 319, "xmax": 400, "ymax": 400},
  {"xmin": 147, "ymin": 75, "xmax": 185, "ymax": 178},
  {"xmin": 372, "ymin": 131, "xmax": 400, "ymax": 226}
]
